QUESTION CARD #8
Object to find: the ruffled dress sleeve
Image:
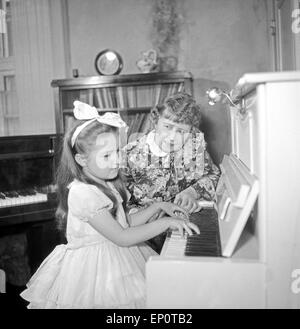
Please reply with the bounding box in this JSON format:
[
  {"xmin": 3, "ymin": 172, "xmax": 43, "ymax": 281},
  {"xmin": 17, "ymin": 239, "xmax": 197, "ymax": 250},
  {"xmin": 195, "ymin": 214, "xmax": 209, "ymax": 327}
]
[{"xmin": 68, "ymin": 182, "xmax": 113, "ymax": 222}]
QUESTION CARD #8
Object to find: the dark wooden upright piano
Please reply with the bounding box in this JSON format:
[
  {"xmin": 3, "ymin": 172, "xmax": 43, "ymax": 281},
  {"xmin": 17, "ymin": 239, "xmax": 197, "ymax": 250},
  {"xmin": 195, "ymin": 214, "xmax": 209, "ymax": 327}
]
[{"xmin": 0, "ymin": 134, "xmax": 63, "ymax": 275}]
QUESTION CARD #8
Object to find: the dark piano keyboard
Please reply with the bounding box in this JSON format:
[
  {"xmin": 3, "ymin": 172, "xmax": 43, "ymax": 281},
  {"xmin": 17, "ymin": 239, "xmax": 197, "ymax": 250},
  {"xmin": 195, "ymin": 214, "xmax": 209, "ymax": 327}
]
[
  {"xmin": 163, "ymin": 208, "xmax": 222, "ymax": 257},
  {"xmin": 0, "ymin": 186, "xmax": 57, "ymax": 228},
  {"xmin": 0, "ymin": 188, "xmax": 48, "ymax": 208}
]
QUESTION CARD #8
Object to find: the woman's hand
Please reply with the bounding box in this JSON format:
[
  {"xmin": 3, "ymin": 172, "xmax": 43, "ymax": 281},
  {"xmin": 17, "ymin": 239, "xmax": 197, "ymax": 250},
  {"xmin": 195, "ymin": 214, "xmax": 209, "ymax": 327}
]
[
  {"xmin": 174, "ymin": 193, "xmax": 202, "ymax": 214},
  {"xmin": 157, "ymin": 202, "xmax": 189, "ymax": 220},
  {"xmin": 160, "ymin": 217, "xmax": 200, "ymax": 237}
]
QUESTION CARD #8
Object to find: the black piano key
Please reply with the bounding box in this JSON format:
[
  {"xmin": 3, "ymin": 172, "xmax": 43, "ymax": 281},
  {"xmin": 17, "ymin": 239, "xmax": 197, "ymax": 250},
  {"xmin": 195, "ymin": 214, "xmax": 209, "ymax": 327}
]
[
  {"xmin": 185, "ymin": 250, "xmax": 217, "ymax": 256},
  {"xmin": 0, "ymin": 192, "xmax": 5, "ymax": 199},
  {"xmin": 3, "ymin": 191, "xmax": 15, "ymax": 198},
  {"xmin": 182, "ymin": 208, "xmax": 222, "ymax": 257},
  {"xmin": 186, "ymin": 240, "xmax": 217, "ymax": 245},
  {"xmin": 185, "ymin": 245, "xmax": 218, "ymax": 251},
  {"xmin": 186, "ymin": 236, "xmax": 215, "ymax": 241},
  {"xmin": 187, "ymin": 233, "xmax": 216, "ymax": 239},
  {"xmin": 185, "ymin": 245, "xmax": 217, "ymax": 251},
  {"xmin": 17, "ymin": 190, "xmax": 29, "ymax": 196},
  {"xmin": 26, "ymin": 189, "xmax": 37, "ymax": 195},
  {"xmin": 189, "ymin": 231, "xmax": 216, "ymax": 236},
  {"xmin": 185, "ymin": 244, "xmax": 216, "ymax": 252},
  {"xmin": 185, "ymin": 244, "xmax": 217, "ymax": 250}
]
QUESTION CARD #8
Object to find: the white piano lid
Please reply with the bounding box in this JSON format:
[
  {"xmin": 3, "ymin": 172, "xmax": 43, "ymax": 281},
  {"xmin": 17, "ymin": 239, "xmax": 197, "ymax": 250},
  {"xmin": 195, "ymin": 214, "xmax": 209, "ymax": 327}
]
[
  {"xmin": 231, "ymin": 70, "xmax": 300, "ymax": 100},
  {"xmin": 217, "ymin": 154, "xmax": 259, "ymax": 257}
]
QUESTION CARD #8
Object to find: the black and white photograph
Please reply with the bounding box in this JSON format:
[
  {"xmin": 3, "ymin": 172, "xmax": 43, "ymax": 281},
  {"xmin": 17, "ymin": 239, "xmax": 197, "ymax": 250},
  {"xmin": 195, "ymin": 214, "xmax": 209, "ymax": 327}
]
[{"xmin": 0, "ymin": 0, "xmax": 300, "ymax": 313}]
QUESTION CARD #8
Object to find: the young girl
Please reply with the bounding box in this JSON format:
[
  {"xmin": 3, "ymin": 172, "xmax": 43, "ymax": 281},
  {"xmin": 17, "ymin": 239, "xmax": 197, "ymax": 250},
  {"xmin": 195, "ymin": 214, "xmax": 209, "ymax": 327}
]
[
  {"xmin": 123, "ymin": 92, "xmax": 220, "ymax": 253},
  {"xmin": 20, "ymin": 101, "xmax": 198, "ymax": 309}
]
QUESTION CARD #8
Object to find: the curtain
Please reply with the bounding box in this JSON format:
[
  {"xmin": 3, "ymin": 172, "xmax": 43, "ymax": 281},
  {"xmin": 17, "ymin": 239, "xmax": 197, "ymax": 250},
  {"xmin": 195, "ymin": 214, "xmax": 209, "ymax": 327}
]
[{"xmin": 11, "ymin": 0, "xmax": 55, "ymax": 135}]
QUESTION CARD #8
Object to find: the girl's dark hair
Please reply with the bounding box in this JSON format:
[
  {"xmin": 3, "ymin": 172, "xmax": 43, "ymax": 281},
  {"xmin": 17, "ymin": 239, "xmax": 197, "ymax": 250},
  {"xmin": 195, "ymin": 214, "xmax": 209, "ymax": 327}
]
[
  {"xmin": 150, "ymin": 92, "xmax": 202, "ymax": 132},
  {"xmin": 55, "ymin": 119, "xmax": 127, "ymax": 233}
]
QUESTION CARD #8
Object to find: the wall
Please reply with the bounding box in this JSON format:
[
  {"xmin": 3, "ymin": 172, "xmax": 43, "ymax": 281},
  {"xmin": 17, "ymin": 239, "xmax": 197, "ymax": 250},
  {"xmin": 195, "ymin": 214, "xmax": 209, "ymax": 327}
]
[
  {"xmin": 182, "ymin": 0, "xmax": 271, "ymax": 86},
  {"xmin": 67, "ymin": 0, "xmax": 153, "ymax": 77},
  {"xmin": 65, "ymin": 0, "xmax": 271, "ymax": 164},
  {"xmin": 68, "ymin": 0, "xmax": 271, "ymax": 86}
]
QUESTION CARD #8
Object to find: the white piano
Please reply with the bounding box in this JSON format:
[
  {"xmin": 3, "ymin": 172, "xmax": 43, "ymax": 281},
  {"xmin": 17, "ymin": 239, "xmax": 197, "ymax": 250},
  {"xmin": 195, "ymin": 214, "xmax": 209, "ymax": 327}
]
[{"xmin": 146, "ymin": 71, "xmax": 300, "ymax": 309}]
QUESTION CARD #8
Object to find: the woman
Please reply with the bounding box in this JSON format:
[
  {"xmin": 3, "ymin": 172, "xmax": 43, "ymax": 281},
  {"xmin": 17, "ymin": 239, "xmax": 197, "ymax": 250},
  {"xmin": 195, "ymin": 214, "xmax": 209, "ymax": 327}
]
[{"xmin": 122, "ymin": 92, "xmax": 220, "ymax": 253}]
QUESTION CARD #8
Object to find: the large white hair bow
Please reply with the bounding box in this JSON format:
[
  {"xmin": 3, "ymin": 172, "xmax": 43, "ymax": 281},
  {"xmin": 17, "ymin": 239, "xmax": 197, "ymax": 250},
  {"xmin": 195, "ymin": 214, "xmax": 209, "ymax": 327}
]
[{"xmin": 71, "ymin": 100, "xmax": 127, "ymax": 147}]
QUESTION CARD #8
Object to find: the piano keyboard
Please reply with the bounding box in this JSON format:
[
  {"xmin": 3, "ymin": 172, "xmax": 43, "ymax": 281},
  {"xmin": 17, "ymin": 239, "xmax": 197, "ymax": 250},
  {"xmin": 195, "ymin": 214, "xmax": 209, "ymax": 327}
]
[
  {"xmin": 162, "ymin": 208, "xmax": 222, "ymax": 257},
  {"xmin": 0, "ymin": 189, "xmax": 48, "ymax": 208}
]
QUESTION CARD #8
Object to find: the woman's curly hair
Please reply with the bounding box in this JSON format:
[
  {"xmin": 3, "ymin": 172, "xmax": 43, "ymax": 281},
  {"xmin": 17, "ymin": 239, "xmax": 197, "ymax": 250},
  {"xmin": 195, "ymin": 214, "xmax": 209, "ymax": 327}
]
[{"xmin": 150, "ymin": 92, "xmax": 202, "ymax": 133}]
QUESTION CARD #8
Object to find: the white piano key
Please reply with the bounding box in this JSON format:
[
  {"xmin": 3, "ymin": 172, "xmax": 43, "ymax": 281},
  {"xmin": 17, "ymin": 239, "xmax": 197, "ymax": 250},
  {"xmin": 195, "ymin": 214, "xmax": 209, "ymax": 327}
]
[
  {"xmin": 0, "ymin": 193, "xmax": 48, "ymax": 208},
  {"xmin": 18, "ymin": 196, "xmax": 27, "ymax": 205},
  {"xmin": 36, "ymin": 193, "xmax": 48, "ymax": 202},
  {"xmin": 5, "ymin": 198, "xmax": 13, "ymax": 207},
  {"xmin": 13, "ymin": 197, "xmax": 19, "ymax": 205},
  {"xmin": 163, "ymin": 234, "xmax": 187, "ymax": 257}
]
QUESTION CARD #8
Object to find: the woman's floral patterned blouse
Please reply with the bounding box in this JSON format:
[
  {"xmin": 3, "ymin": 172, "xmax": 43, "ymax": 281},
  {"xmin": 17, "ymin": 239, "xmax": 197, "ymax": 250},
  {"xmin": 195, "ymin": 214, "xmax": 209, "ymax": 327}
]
[{"xmin": 122, "ymin": 130, "xmax": 221, "ymax": 209}]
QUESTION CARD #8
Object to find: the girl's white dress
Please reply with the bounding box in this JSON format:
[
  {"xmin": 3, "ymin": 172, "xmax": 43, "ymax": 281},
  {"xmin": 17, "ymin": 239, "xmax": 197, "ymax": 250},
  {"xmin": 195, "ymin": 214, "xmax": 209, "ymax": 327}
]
[{"xmin": 20, "ymin": 180, "xmax": 157, "ymax": 308}]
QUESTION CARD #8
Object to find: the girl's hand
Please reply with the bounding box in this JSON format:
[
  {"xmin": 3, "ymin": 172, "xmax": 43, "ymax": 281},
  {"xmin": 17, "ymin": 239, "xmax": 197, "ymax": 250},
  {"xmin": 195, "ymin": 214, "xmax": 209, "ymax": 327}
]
[
  {"xmin": 157, "ymin": 202, "xmax": 189, "ymax": 220},
  {"xmin": 174, "ymin": 193, "xmax": 202, "ymax": 214},
  {"xmin": 161, "ymin": 217, "xmax": 200, "ymax": 237}
]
